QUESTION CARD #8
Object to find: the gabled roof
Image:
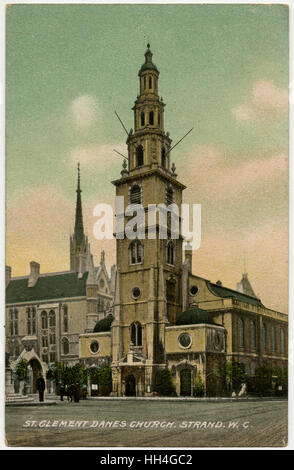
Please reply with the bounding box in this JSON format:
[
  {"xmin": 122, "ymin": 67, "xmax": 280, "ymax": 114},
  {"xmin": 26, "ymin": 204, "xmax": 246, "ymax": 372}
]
[
  {"xmin": 6, "ymin": 271, "xmax": 88, "ymax": 304},
  {"xmin": 206, "ymin": 280, "xmax": 263, "ymax": 307}
]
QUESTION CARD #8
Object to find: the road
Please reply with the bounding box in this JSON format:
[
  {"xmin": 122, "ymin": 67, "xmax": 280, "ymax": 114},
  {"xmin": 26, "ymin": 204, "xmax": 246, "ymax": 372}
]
[{"xmin": 5, "ymin": 399, "xmax": 288, "ymax": 448}]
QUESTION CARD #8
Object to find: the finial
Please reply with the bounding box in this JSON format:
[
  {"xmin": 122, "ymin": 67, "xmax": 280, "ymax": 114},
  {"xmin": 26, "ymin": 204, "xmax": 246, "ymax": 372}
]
[
  {"xmin": 147, "ymin": 43, "xmax": 150, "ymax": 49},
  {"xmin": 171, "ymin": 162, "xmax": 176, "ymax": 174},
  {"xmin": 122, "ymin": 159, "xmax": 127, "ymax": 170}
]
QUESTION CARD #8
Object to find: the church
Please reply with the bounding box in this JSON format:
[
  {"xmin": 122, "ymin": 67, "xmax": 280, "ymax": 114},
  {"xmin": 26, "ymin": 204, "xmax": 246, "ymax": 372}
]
[
  {"xmin": 79, "ymin": 45, "xmax": 288, "ymax": 397},
  {"xmin": 6, "ymin": 45, "xmax": 288, "ymax": 398},
  {"xmin": 5, "ymin": 166, "xmax": 115, "ymax": 394}
]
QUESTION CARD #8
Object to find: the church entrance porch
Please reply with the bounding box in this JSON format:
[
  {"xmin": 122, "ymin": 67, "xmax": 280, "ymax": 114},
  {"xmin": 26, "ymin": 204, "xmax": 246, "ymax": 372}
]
[
  {"xmin": 125, "ymin": 374, "xmax": 136, "ymax": 396},
  {"xmin": 27, "ymin": 358, "xmax": 42, "ymax": 393}
]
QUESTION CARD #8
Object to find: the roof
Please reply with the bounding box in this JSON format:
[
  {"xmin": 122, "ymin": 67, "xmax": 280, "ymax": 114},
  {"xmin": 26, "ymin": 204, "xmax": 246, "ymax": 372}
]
[
  {"xmin": 176, "ymin": 305, "xmax": 219, "ymax": 326},
  {"xmin": 6, "ymin": 271, "xmax": 89, "ymax": 304},
  {"xmin": 206, "ymin": 280, "xmax": 263, "ymax": 307},
  {"xmin": 94, "ymin": 314, "xmax": 114, "ymax": 333}
]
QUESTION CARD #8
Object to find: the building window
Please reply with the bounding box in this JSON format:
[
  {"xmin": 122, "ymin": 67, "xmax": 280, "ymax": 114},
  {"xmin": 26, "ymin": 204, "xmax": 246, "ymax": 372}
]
[
  {"xmin": 50, "ymin": 333, "xmax": 56, "ymax": 345},
  {"xmin": 161, "ymin": 147, "xmax": 166, "ymax": 168},
  {"xmin": 41, "ymin": 311, "xmax": 48, "ymax": 329},
  {"xmin": 149, "ymin": 76, "xmax": 152, "ymax": 89},
  {"xmin": 272, "ymin": 325, "xmax": 276, "ymax": 352},
  {"xmin": 262, "ymin": 322, "xmax": 267, "ymax": 351},
  {"xmin": 250, "ymin": 320, "xmax": 256, "ymax": 349},
  {"xmin": 130, "ymin": 240, "xmax": 143, "ymax": 264},
  {"xmin": 42, "ymin": 354, "xmax": 48, "ymax": 363},
  {"xmin": 90, "ymin": 340, "xmax": 99, "ymax": 354},
  {"xmin": 136, "ymin": 145, "xmax": 144, "ymax": 167},
  {"xmin": 167, "ymin": 241, "xmax": 175, "ymax": 265},
  {"xmin": 26, "ymin": 307, "xmax": 36, "ymax": 335},
  {"xmin": 190, "ymin": 285, "xmax": 198, "ymax": 296},
  {"xmin": 14, "ymin": 342, "xmax": 20, "ymax": 357},
  {"xmin": 49, "ymin": 352, "xmax": 56, "ymax": 363},
  {"xmin": 140, "ymin": 112, "xmax": 145, "ymax": 126},
  {"xmin": 166, "ymin": 278, "xmax": 176, "ymax": 303},
  {"xmin": 158, "ymin": 112, "xmax": 160, "ymax": 126},
  {"xmin": 63, "ymin": 304, "xmax": 68, "ymax": 332},
  {"xmin": 178, "ymin": 333, "xmax": 192, "ymax": 349},
  {"xmin": 42, "ymin": 336, "xmax": 48, "ymax": 348},
  {"xmin": 9, "ymin": 309, "xmax": 18, "ymax": 336},
  {"xmin": 49, "ymin": 310, "xmax": 56, "ymax": 327},
  {"xmin": 149, "ymin": 110, "xmax": 154, "ymax": 125},
  {"xmin": 166, "ymin": 186, "xmax": 174, "ymax": 205},
  {"xmin": 130, "ymin": 185, "xmax": 141, "ymax": 204},
  {"xmin": 62, "ymin": 337, "xmax": 69, "ymax": 355},
  {"xmin": 280, "ymin": 328, "xmax": 285, "ymax": 354},
  {"xmin": 130, "ymin": 322, "xmax": 142, "ymax": 346},
  {"xmin": 132, "ymin": 286, "xmax": 141, "ymax": 300},
  {"xmin": 238, "ymin": 318, "xmax": 244, "ymax": 348}
]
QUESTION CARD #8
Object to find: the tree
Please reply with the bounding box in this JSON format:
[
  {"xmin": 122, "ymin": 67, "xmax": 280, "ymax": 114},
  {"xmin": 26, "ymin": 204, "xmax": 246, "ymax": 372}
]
[
  {"xmin": 154, "ymin": 369, "xmax": 176, "ymax": 396},
  {"xmin": 193, "ymin": 372, "xmax": 204, "ymax": 397},
  {"xmin": 16, "ymin": 359, "xmax": 28, "ymax": 381}
]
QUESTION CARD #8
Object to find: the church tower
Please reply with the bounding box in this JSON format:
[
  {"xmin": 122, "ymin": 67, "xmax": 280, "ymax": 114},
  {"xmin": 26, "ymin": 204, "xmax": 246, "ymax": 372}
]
[
  {"xmin": 111, "ymin": 45, "xmax": 186, "ymax": 396},
  {"xmin": 70, "ymin": 164, "xmax": 91, "ymax": 276}
]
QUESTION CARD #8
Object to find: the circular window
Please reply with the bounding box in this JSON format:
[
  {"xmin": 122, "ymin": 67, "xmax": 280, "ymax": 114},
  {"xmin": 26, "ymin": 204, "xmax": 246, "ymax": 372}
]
[
  {"xmin": 90, "ymin": 340, "xmax": 99, "ymax": 354},
  {"xmin": 189, "ymin": 285, "xmax": 198, "ymax": 296},
  {"xmin": 178, "ymin": 333, "xmax": 192, "ymax": 349},
  {"xmin": 132, "ymin": 287, "xmax": 141, "ymax": 299}
]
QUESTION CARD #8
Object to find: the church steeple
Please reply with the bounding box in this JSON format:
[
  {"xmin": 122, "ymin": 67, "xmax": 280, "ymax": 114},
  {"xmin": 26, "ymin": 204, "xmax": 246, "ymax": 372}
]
[
  {"xmin": 74, "ymin": 163, "xmax": 85, "ymax": 246},
  {"xmin": 70, "ymin": 163, "xmax": 90, "ymax": 275}
]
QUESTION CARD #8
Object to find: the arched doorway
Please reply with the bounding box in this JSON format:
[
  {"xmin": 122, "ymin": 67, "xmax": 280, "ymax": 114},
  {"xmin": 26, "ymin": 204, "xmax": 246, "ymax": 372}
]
[
  {"xmin": 125, "ymin": 375, "xmax": 136, "ymax": 396},
  {"xmin": 28, "ymin": 358, "xmax": 42, "ymax": 393},
  {"xmin": 180, "ymin": 369, "xmax": 192, "ymax": 396}
]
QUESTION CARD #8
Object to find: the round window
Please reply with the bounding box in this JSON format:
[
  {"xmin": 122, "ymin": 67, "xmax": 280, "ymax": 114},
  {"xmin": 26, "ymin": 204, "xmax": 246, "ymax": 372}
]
[
  {"xmin": 132, "ymin": 287, "xmax": 141, "ymax": 299},
  {"xmin": 190, "ymin": 285, "xmax": 198, "ymax": 296},
  {"xmin": 178, "ymin": 333, "xmax": 192, "ymax": 349},
  {"xmin": 90, "ymin": 340, "xmax": 99, "ymax": 354}
]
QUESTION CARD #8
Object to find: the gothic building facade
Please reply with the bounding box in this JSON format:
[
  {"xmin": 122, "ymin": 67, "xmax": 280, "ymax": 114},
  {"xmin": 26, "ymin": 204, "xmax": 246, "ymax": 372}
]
[
  {"xmin": 5, "ymin": 169, "xmax": 115, "ymax": 393},
  {"xmin": 79, "ymin": 45, "xmax": 288, "ymax": 397}
]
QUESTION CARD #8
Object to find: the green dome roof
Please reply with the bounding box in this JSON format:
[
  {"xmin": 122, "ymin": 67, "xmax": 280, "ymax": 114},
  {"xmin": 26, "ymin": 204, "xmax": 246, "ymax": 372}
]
[
  {"xmin": 93, "ymin": 314, "xmax": 114, "ymax": 332},
  {"xmin": 176, "ymin": 306, "xmax": 217, "ymax": 326}
]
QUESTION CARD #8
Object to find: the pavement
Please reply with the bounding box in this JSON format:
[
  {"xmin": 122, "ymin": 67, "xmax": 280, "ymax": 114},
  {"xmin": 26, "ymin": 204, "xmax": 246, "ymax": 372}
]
[{"xmin": 5, "ymin": 397, "xmax": 288, "ymax": 447}]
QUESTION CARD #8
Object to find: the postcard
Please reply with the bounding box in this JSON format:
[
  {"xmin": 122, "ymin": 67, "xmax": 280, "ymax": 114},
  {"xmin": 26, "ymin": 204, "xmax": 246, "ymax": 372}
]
[{"xmin": 4, "ymin": 3, "xmax": 289, "ymax": 449}]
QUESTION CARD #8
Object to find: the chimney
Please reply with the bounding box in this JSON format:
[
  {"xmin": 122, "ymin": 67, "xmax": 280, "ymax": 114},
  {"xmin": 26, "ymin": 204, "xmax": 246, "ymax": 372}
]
[
  {"xmin": 5, "ymin": 266, "xmax": 12, "ymax": 287},
  {"xmin": 216, "ymin": 280, "xmax": 222, "ymax": 286},
  {"xmin": 28, "ymin": 261, "xmax": 40, "ymax": 288}
]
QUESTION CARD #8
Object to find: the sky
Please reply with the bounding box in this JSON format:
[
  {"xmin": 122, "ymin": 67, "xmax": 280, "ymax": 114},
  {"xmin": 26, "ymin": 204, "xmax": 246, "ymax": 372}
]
[{"xmin": 5, "ymin": 4, "xmax": 289, "ymax": 312}]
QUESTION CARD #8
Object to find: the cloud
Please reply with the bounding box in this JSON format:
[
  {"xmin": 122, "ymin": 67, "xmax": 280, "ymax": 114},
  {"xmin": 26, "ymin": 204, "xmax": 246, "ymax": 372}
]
[
  {"xmin": 181, "ymin": 144, "xmax": 287, "ymax": 203},
  {"xmin": 232, "ymin": 80, "xmax": 288, "ymax": 123},
  {"xmin": 69, "ymin": 142, "xmax": 126, "ymax": 171},
  {"xmin": 69, "ymin": 95, "xmax": 99, "ymax": 131}
]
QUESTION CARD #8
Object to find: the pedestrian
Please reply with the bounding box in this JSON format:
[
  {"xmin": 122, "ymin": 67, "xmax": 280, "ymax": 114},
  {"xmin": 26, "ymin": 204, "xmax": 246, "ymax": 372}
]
[
  {"xmin": 69, "ymin": 384, "xmax": 74, "ymax": 402},
  {"xmin": 36, "ymin": 373, "xmax": 45, "ymax": 402},
  {"xmin": 60, "ymin": 383, "xmax": 65, "ymax": 401},
  {"xmin": 74, "ymin": 382, "xmax": 80, "ymax": 403}
]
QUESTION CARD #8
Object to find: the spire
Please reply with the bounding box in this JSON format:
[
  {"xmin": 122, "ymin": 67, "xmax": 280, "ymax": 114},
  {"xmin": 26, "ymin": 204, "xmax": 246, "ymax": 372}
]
[
  {"xmin": 140, "ymin": 43, "xmax": 158, "ymax": 73},
  {"xmin": 74, "ymin": 162, "xmax": 85, "ymax": 245}
]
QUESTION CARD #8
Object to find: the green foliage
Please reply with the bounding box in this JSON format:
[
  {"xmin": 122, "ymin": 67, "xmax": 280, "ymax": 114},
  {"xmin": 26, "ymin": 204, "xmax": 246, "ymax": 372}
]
[
  {"xmin": 16, "ymin": 359, "xmax": 28, "ymax": 381},
  {"xmin": 94, "ymin": 314, "xmax": 114, "ymax": 332},
  {"xmin": 46, "ymin": 367, "xmax": 56, "ymax": 381},
  {"xmin": 193, "ymin": 372, "xmax": 205, "ymax": 397},
  {"xmin": 89, "ymin": 366, "xmax": 112, "ymax": 396},
  {"xmin": 154, "ymin": 369, "xmax": 176, "ymax": 396},
  {"xmin": 247, "ymin": 364, "xmax": 288, "ymax": 397},
  {"xmin": 214, "ymin": 359, "xmax": 247, "ymax": 395}
]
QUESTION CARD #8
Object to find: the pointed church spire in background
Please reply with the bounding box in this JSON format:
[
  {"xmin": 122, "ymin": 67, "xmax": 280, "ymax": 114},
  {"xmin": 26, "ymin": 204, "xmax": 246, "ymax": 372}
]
[{"xmin": 74, "ymin": 162, "xmax": 85, "ymax": 246}]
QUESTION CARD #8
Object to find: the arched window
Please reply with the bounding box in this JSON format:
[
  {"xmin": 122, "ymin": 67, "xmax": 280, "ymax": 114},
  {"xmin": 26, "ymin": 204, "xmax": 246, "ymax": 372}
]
[
  {"xmin": 130, "ymin": 185, "xmax": 141, "ymax": 204},
  {"xmin": 41, "ymin": 311, "xmax": 48, "ymax": 329},
  {"xmin": 166, "ymin": 186, "xmax": 174, "ymax": 205},
  {"xmin": 250, "ymin": 320, "xmax": 256, "ymax": 349},
  {"xmin": 272, "ymin": 325, "xmax": 276, "ymax": 352},
  {"xmin": 26, "ymin": 307, "xmax": 36, "ymax": 335},
  {"xmin": 167, "ymin": 241, "xmax": 175, "ymax": 265},
  {"xmin": 50, "ymin": 333, "xmax": 56, "ymax": 345},
  {"xmin": 130, "ymin": 240, "xmax": 143, "ymax": 264},
  {"xmin": 149, "ymin": 76, "xmax": 152, "ymax": 89},
  {"xmin": 140, "ymin": 112, "xmax": 145, "ymax": 126},
  {"xmin": 238, "ymin": 318, "xmax": 244, "ymax": 348},
  {"xmin": 166, "ymin": 277, "xmax": 176, "ymax": 303},
  {"xmin": 63, "ymin": 304, "xmax": 68, "ymax": 332},
  {"xmin": 144, "ymin": 76, "xmax": 146, "ymax": 90},
  {"xmin": 262, "ymin": 322, "xmax": 267, "ymax": 351},
  {"xmin": 26, "ymin": 307, "xmax": 31, "ymax": 334},
  {"xmin": 62, "ymin": 337, "xmax": 69, "ymax": 355},
  {"xmin": 280, "ymin": 328, "xmax": 285, "ymax": 354},
  {"xmin": 161, "ymin": 147, "xmax": 166, "ymax": 168},
  {"xmin": 32, "ymin": 307, "xmax": 36, "ymax": 334},
  {"xmin": 49, "ymin": 310, "xmax": 56, "ymax": 327},
  {"xmin": 130, "ymin": 322, "xmax": 142, "ymax": 346},
  {"xmin": 136, "ymin": 145, "xmax": 144, "ymax": 167},
  {"xmin": 149, "ymin": 110, "xmax": 154, "ymax": 125}
]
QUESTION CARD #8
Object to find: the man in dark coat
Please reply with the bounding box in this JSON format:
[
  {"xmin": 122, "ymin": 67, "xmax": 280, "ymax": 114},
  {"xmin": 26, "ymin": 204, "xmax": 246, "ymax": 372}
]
[
  {"xmin": 36, "ymin": 374, "xmax": 45, "ymax": 402},
  {"xmin": 74, "ymin": 383, "xmax": 80, "ymax": 403}
]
